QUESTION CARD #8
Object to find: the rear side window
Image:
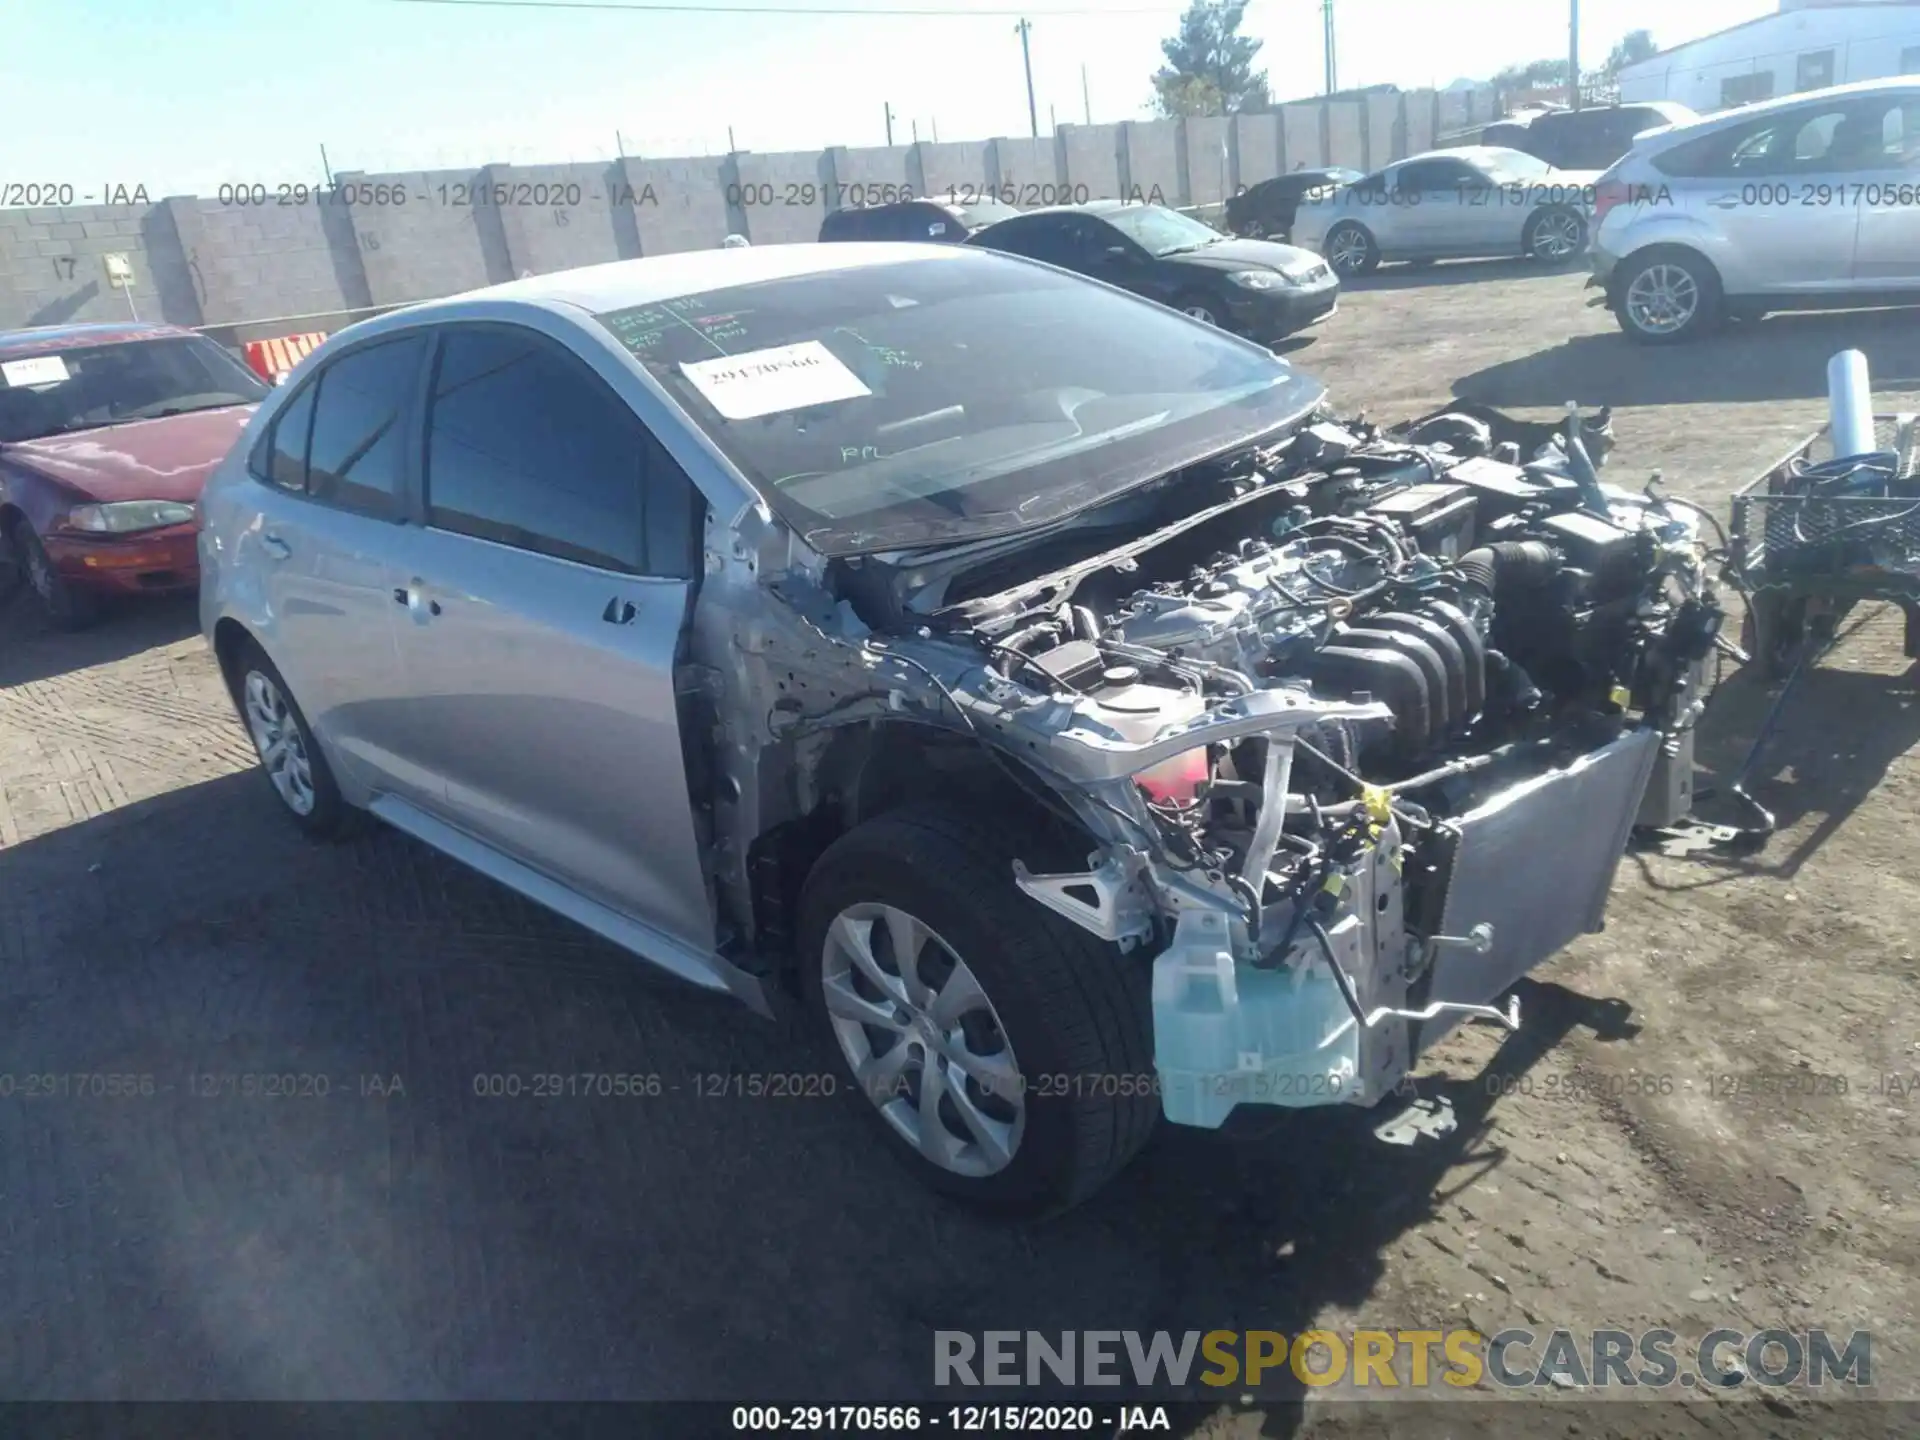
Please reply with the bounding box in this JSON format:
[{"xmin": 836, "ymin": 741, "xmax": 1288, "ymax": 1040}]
[
  {"xmin": 422, "ymin": 326, "xmax": 694, "ymax": 577},
  {"xmin": 261, "ymin": 381, "xmax": 317, "ymax": 493},
  {"xmin": 304, "ymin": 335, "xmax": 424, "ymax": 518}
]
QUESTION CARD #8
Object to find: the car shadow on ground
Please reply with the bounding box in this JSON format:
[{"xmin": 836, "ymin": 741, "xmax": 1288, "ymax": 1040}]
[
  {"xmin": 0, "ymin": 767, "xmax": 1637, "ymax": 1422},
  {"xmin": 1634, "ymin": 626, "xmax": 1920, "ymax": 888},
  {"xmin": 1453, "ymin": 305, "xmax": 1920, "ymax": 411},
  {"xmin": 1344, "ymin": 257, "xmax": 1559, "ymax": 292},
  {"xmin": 0, "ymin": 590, "xmax": 201, "ymax": 688}
]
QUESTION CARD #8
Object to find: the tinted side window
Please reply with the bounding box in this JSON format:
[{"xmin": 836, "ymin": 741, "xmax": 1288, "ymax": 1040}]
[
  {"xmin": 424, "ymin": 327, "xmax": 693, "ymax": 577},
  {"xmin": 305, "ymin": 336, "xmax": 423, "ymax": 518},
  {"xmin": 261, "ymin": 380, "xmax": 317, "ymax": 493}
]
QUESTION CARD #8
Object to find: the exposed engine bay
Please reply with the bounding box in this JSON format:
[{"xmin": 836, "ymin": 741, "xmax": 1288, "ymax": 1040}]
[{"xmin": 741, "ymin": 401, "xmax": 1725, "ymax": 1127}]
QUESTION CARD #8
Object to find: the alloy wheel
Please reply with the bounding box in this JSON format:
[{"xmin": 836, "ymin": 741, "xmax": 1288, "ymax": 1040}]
[
  {"xmin": 1327, "ymin": 226, "xmax": 1370, "ymax": 275},
  {"xmin": 243, "ymin": 669, "xmax": 317, "ymax": 816},
  {"xmin": 1182, "ymin": 303, "xmax": 1220, "ymax": 326},
  {"xmin": 25, "ymin": 533, "xmax": 55, "ymax": 602},
  {"xmin": 821, "ymin": 902, "xmax": 1025, "ymax": 1178},
  {"xmin": 1531, "ymin": 211, "xmax": 1584, "ymax": 261},
  {"xmin": 1624, "ymin": 263, "xmax": 1700, "ymax": 336}
]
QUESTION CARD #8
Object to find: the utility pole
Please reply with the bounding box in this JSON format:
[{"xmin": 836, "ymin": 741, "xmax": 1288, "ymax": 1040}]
[
  {"xmin": 885, "ymin": 102, "xmax": 895, "ymax": 146},
  {"xmin": 1015, "ymin": 19, "xmax": 1039, "ymax": 139},
  {"xmin": 615, "ymin": 130, "xmax": 627, "ymax": 158},
  {"xmin": 1082, "ymin": 63, "xmax": 1092, "ymax": 124},
  {"xmin": 1321, "ymin": 0, "xmax": 1338, "ymax": 96},
  {"xmin": 1569, "ymin": 0, "xmax": 1582, "ymax": 109}
]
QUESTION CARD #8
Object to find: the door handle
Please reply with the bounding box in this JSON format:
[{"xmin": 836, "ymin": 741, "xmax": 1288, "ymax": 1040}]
[
  {"xmin": 261, "ymin": 533, "xmax": 291, "ymax": 560},
  {"xmin": 1710, "ymin": 195, "xmax": 1742, "ymax": 210},
  {"xmin": 393, "ymin": 584, "xmax": 441, "ymax": 617},
  {"xmin": 602, "ymin": 596, "xmax": 637, "ymax": 625}
]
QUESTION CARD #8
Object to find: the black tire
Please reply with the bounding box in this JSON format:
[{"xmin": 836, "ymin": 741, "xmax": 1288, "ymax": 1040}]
[
  {"xmin": 1523, "ymin": 205, "xmax": 1587, "ymax": 266},
  {"xmin": 797, "ymin": 804, "xmax": 1158, "ymax": 1218},
  {"xmin": 1176, "ymin": 293, "xmax": 1224, "ymax": 328},
  {"xmin": 0, "ymin": 515, "xmax": 26, "ymax": 606},
  {"xmin": 225, "ymin": 636, "xmax": 367, "ymax": 839},
  {"xmin": 1612, "ymin": 247, "xmax": 1722, "ymax": 345},
  {"xmin": 16, "ymin": 522, "xmax": 102, "ymax": 630},
  {"xmin": 1323, "ymin": 221, "xmax": 1380, "ymax": 277}
]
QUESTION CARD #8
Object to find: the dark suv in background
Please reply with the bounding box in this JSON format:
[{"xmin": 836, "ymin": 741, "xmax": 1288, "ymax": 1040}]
[
  {"xmin": 819, "ymin": 197, "xmax": 1019, "ymax": 244},
  {"xmin": 1485, "ymin": 102, "xmax": 1697, "ymax": 172}
]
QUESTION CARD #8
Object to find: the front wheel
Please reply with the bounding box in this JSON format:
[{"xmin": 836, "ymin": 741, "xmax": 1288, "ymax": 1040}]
[
  {"xmin": 1524, "ymin": 205, "xmax": 1587, "ymax": 265},
  {"xmin": 1179, "ymin": 295, "xmax": 1223, "ymax": 327},
  {"xmin": 798, "ymin": 805, "xmax": 1158, "ymax": 1218},
  {"xmin": 15, "ymin": 522, "xmax": 101, "ymax": 631},
  {"xmin": 1323, "ymin": 221, "xmax": 1380, "ymax": 277},
  {"xmin": 1614, "ymin": 248, "xmax": 1722, "ymax": 344}
]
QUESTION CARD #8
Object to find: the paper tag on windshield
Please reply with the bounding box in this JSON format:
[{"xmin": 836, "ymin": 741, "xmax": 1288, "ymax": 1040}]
[
  {"xmin": 679, "ymin": 341, "xmax": 871, "ymax": 421},
  {"xmin": 1, "ymin": 355, "xmax": 70, "ymax": 388}
]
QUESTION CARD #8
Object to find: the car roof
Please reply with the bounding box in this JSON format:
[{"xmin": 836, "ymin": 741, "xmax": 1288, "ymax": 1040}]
[
  {"xmin": 1390, "ymin": 146, "xmax": 1516, "ymax": 168},
  {"xmin": 382, "ymin": 242, "xmax": 998, "ymax": 317},
  {"xmin": 0, "ymin": 321, "xmax": 196, "ymax": 359},
  {"xmin": 1651, "ymin": 75, "xmax": 1920, "ymax": 141}
]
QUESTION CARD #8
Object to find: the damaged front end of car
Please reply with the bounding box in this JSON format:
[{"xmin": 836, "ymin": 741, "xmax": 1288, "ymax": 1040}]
[{"xmin": 698, "ymin": 397, "xmax": 1723, "ymax": 1130}]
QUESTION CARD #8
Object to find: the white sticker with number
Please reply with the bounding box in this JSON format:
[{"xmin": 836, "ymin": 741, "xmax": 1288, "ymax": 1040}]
[
  {"xmin": 1, "ymin": 355, "xmax": 70, "ymax": 388},
  {"xmin": 679, "ymin": 340, "xmax": 871, "ymax": 421}
]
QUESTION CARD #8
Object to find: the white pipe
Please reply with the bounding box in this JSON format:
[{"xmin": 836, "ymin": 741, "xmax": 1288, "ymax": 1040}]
[{"xmin": 1828, "ymin": 349, "xmax": 1876, "ymax": 461}]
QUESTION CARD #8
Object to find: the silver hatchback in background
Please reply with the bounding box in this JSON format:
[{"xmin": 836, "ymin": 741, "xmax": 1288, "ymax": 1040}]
[
  {"xmin": 1589, "ymin": 76, "xmax": 1920, "ymax": 343},
  {"xmin": 1291, "ymin": 146, "xmax": 1604, "ymax": 276}
]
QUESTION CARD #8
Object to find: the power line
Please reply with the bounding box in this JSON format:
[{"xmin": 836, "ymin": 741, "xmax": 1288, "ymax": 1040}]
[{"xmin": 390, "ymin": 0, "xmax": 1184, "ymax": 15}]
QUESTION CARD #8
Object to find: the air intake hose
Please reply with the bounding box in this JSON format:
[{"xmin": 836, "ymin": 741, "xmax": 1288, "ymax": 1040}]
[{"xmin": 1454, "ymin": 540, "xmax": 1559, "ymax": 598}]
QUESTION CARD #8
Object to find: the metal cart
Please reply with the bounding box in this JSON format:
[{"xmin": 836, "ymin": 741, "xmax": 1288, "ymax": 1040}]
[
  {"xmin": 1680, "ymin": 414, "xmax": 1920, "ymax": 850},
  {"xmin": 1729, "ymin": 414, "xmax": 1920, "ymax": 678}
]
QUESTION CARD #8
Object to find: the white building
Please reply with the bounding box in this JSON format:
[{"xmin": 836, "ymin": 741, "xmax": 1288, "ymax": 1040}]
[{"xmin": 1619, "ymin": 0, "xmax": 1920, "ymax": 112}]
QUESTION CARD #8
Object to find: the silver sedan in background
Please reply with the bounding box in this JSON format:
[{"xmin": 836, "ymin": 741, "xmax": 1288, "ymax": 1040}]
[{"xmin": 1292, "ymin": 146, "xmax": 1604, "ymax": 276}]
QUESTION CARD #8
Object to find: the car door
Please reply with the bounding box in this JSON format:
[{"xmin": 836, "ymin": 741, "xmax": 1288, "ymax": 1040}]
[
  {"xmin": 1390, "ymin": 158, "xmax": 1481, "ymax": 254},
  {"xmin": 241, "ymin": 332, "xmax": 439, "ymax": 806},
  {"xmin": 386, "ymin": 320, "xmax": 715, "ymax": 952},
  {"xmin": 1686, "ymin": 99, "xmax": 1874, "ymax": 293},
  {"xmin": 1850, "ymin": 91, "xmax": 1920, "ymax": 288}
]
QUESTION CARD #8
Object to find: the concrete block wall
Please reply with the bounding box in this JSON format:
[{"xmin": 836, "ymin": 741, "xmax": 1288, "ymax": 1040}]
[
  {"xmin": 988, "ymin": 137, "xmax": 1058, "ymax": 198},
  {"xmin": 1059, "ymin": 125, "xmax": 1123, "ymax": 199},
  {"xmin": 624, "ymin": 156, "xmax": 731, "ymax": 256},
  {"xmin": 167, "ymin": 193, "xmax": 369, "ymax": 327},
  {"xmin": 0, "ymin": 86, "xmax": 1497, "ymax": 333},
  {"xmin": 914, "ymin": 141, "xmax": 993, "ymax": 199},
  {"xmin": 0, "ymin": 202, "xmax": 202, "ymax": 330},
  {"xmin": 1184, "ymin": 117, "xmax": 1234, "ymax": 207},
  {"xmin": 831, "ymin": 146, "xmax": 915, "ymax": 199},
  {"xmin": 1122, "ymin": 121, "xmax": 1181, "ymax": 203},
  {"xmin": 734, "ymin": 150, "xmax": 834, "ymax": 245},
  {"xmin": 484, "ymin": 162, "xmax": 633, "ymax": 277},
  {"xmin": 1327, "ymin": 103, "xmax": 1366, "ymax": 170}
]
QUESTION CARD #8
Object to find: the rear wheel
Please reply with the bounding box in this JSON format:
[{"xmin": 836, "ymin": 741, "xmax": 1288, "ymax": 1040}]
[
  {"xmin": 1324, "ymin": 221, "xmax": 1380, "ymax": 277},
  {"xmin": 1614, "ymin": 248, "xmax": 1722, "ymax": 344},
  {"xmin": 228, "ymin": 638, "xmax": 366, "ymax": 838},
  {"xmin": 798, "ymin": 805, "xmax": 1158, "ymax": 1218}
]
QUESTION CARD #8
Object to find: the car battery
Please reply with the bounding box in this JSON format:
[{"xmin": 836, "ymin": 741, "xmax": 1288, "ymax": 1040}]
[{"xmin": 1367, "ymin": 482, "xmax": 1478, "ymax": 561}]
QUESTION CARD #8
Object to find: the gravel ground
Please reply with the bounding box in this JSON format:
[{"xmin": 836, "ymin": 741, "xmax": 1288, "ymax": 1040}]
[{"xmin": 2, "ymin": 262, "xmax": 1917, "ymax": 1437}]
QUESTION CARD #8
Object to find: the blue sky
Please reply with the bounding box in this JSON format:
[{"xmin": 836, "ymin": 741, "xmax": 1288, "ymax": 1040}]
[{"xmin": 1, "ymin": 0, "xmax": 1771, "ymax": 193}]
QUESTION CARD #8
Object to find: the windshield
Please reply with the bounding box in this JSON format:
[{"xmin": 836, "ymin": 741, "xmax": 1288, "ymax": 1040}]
[
  {"xmin": 1099, "ymin": 204, "xmax": 1224, "ymax": 257},
  {"xmin": 595, "ymin": 252, "xmax": 1322, "ymax": 554},
  {"xmin": 1478, "ymin": 147, "xmax": 1555, "ymax": 179},
  {"xmin": 0, "ymin": 335, "xmax": 268, "ymax": 443}
]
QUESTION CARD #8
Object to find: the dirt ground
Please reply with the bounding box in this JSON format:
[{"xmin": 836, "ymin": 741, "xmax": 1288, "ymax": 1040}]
[{"xmin": 2, "ymin": 262, "xmax": 1918, "ymax": 1436}]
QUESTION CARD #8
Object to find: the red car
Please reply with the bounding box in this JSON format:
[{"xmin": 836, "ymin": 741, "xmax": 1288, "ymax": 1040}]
[{"xmin": 0, "ymin": 321, "xmax": 268, "ymax": 628}]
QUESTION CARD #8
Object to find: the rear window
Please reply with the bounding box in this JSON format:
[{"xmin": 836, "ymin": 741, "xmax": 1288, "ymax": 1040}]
[{"xmin": 592, "ymin": 252, "xmax": 1322, "ymax": 554}]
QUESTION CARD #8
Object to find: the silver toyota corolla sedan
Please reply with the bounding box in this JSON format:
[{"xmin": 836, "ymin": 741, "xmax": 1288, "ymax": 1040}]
[
  {"xmin": 198, "ymin": 242, "xmax": 1712, "ymax": 1216},
  {"xmin": 1292, "ymin": 145, "xmax": 1605, "ymax": 275}
]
